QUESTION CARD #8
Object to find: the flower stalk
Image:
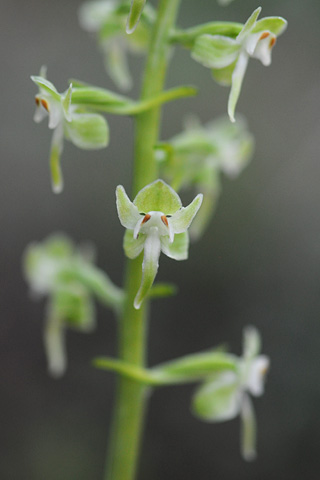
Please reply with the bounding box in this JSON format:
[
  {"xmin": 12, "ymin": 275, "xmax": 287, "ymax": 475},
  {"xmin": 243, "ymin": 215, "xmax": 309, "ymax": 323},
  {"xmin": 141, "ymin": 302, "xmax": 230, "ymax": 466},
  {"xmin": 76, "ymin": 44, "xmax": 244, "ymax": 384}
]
[{"xmin": 104, "ymin": 1, "xmax": 182, "ymax": 479}]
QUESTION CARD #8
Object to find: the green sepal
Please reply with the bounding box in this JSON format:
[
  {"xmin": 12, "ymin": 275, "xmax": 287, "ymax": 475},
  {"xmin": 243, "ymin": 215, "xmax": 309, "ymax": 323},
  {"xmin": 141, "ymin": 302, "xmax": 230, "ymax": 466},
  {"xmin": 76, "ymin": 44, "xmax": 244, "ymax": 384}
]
[
  {"xmin": 160, "ymin": 232, "xmax": 189, "ymax": 261},
  {"xmin": 71, "ymin": 85, "xmax": 197, "ymax": 115},
  {"xmin": 116, "ymin": 185, "xmax": 140, "ymax": 230},
  {"xmin": 134, "ymin": 179, "xmax": 181, "ymax": 214},
  {"xmin": 126, "ymin": 0, "xmax": 146, "ymax": 34},
  {"xmin": 71, "ymin": 85, "xmax": 128, "ymax": 107},
  {"xmin": 170, "ymin": 22, "xmax": 243, "ymax": 48},
  {"xmin": 237, "ymin": 7, "xmax": 261, "ymax": 42},
  {"xmin": 192, "ymin": 34, "xmax": 239, "ymax": 69},
  {"xmin": 148, "ymin": 282, "xmax": 177, "ymax": 299},
  {"xmin": 51, "ymin": 285, "xmax": 96, "ymax": 331},
  {"xmin": 192, "ymin": 370, "xmax": 241, "ymax": 422},
  {"xmin": 253, "ymin": 16, "xmax": 288, "ymax": 36},
  {"xmin": 58, "ymin": 261, "xmax": 124, "ymax": 311},
  {"xmin": 153, "ymin": 351, "xmax": 237, "ymax": 381},
  {"xmin": 64, "ymin": 113, "xmax": 109, "ymax": 149},
  {"xmin": 123, "ymin": 230, "xmax": 145, "ymax": 259},
  {"xmin": 31, "ymin": 75, "xmax": 60, "ymax": 101}
]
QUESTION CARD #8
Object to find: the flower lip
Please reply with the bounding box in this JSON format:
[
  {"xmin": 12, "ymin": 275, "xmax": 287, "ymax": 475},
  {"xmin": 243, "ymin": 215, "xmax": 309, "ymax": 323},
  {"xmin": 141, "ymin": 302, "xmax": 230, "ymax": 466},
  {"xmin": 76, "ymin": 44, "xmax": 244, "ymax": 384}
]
[{"xmin": 134, "ymin": 210, "xmax": 172, "ymax": 240}]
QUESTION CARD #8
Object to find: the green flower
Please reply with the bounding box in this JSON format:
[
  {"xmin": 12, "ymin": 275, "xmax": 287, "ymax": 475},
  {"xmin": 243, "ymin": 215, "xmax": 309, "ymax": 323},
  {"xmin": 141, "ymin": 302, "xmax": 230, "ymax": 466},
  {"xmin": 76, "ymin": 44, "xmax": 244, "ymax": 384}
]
[
  {"xmin": 79, "ymin": 0, "xmax": 153, "ymax": 90},
  {"xmin": 157, "ymin": 115, "xmax": 254, "ymax": 239},
  {"xmin": 116, "ymin": 180, "xmax": 203, "ymax": 309},
  {"xmin": 192, "ymin": 7, "xmax": 287, "ymax": 121},
  {"xmin": 32, "ymin": 69, "xmax": 109, "ymax": 192},
  {"xmin": 192, "ymin": 326, "xmax": 270, "ymax": 460},
  {"xmin": 23, "ymin": 234, "xmax": 122, "ymax": 376}
]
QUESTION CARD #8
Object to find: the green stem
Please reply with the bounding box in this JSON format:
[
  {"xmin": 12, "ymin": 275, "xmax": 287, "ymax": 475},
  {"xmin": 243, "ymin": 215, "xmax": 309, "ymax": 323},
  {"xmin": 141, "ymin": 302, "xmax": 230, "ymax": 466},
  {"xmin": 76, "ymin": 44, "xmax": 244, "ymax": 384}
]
[{"xmin": 104, "ymin": 1, "xmax": 181, "ymax": 480}]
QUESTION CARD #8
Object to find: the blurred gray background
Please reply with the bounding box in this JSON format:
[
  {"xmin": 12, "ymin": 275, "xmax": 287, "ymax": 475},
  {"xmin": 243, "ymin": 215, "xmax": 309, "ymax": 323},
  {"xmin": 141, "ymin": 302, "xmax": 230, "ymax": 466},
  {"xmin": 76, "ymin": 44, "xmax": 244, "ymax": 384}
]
[{"xmin": 1, "ymin": 0, "xmax": 320, "ymax": 478}]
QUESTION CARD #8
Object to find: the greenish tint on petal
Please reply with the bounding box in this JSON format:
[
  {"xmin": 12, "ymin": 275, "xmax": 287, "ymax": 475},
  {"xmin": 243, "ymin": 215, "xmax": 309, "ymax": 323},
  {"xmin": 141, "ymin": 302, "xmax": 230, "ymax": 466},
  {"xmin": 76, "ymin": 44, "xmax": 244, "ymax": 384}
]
[
  {"xmin": 50, "ymin": 125, "xmax": 64, "ymax": 194},
  {"xmin": 62, "ymin": 84, "xmax": 73, "ymax": 122},
  {"xmin": 192, "ymin": 34, "xmax": 239, "ymax": 69},
  {"xmin": 53, "ymin": 286, "xmax": 96, "ymax": 332},
  {"xmin": 228, "ymin": 51, "xmax": 249, "ymax": 122},
  {"xmin": 64, "ymin": 113, "xmax": 109, "ymax": 149},
  {"xmin": 243, "ymin": 326, "xmax": 261, "ymax": 360},
  {"xmin": 134, "ymin": 179, "xmax": 182, "ymax": 214},
  {"xmin": 71, "ymin": 85, "xmax": 128, "ymax": 107},
  {"xmin": 126, "ymin": 0, "xmax": 146, "ymax": 34},
  {"xmin": 31, "ymin": 75, "xmax": 60, "ymax": 101},
  {"xmin": 189, "ymin": 183, "xmax": 221, "ymax": 241},
  {"xmin": 44, "ymin": 314, "xmax": 66, "ymax": 378},
  {"xmin": 212, "ymin": 60, "xmax": 236, "ymax": 86},
  {"xmin": 161, "ymin": 232, "xmax": 189, "ymax": 261},
  {"xmin": 253, "ymin": 16, "xmax": 288, "ymax": 36},
  {"xmin": 123, "ymin": 229, "xmax": 145, "ymax": 259},
  {"xmin": 170, "ymin": 194, "xmax": 203, "ymax": 233},
  {"xmin": 193, "ymin": 371, "xmax": 241, "ymax": 421},
  {"xmin": 154, "ymin": 351, "xmax": 237, "ymax": 381},
  {"xmin": 116, "ymin": 185, "xmax": 140, "ymax": 229},
  {"xmin": 170, "ymin": 22, "xmax": 243, "ymax": 48},
  {"xmin": 148, "ymin": 282, "xmax": 177, "ymax": 299},
  {"xmin": 106, "ymin": 39, "xmax": 133, "ymax": 91},
  {"xmin": 134, "ymin": 228, "xmax": 161, "ymax": 309},
  {"xmin": 237, "ymin": 7, "xmax": 261, "ymax": 42},
  {"xmin": 240, "ymin": 393, "xmax": 257, "ymax": 461}
]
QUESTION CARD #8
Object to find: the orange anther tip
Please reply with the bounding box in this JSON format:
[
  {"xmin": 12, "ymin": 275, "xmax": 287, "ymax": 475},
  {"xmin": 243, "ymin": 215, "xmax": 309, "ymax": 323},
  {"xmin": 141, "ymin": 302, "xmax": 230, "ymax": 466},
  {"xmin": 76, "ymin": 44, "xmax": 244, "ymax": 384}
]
[
  {"xmin": 260, "ymin": 31, "xmax": 270, "ymax": 40},
  {"xmin": 161, "ymin": 215, "xmax": 169, "ymax": 227},
  {"xmin": 269, "ymin": 37, "xmax": 276, "ymax": 48},
  {"xmin": 142, "ymin": 214, "xmax": 151, "ymax": 224},
  {"xmin": 41, "ymin": 99, "xmax": 49, "ymax": 111}
]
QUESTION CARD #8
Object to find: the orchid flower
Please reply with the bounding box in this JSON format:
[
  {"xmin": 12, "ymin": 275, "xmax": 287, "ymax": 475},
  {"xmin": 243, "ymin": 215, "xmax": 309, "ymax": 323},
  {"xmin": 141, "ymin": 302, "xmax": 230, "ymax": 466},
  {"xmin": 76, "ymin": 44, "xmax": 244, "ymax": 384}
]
[
  {"xmin": 191, "ymin": 7, "xmax": 287, "ymax": 121},
  {"xmin": 192, "ymin": 326, "xmax": 270, "ymax": 460},
  {"xmin": 79, "ymin": 1, "xmax": 153, "ymax": 90},
  {"xmin": 156, "ymin": 115, "xmax": 254, "ymax": 239},
  {"xmin": 23, "ymin": 234, "xmax": 122, "ymax": 377},
  {"xmin": 32, "ymin": 70, "xmax": 108, "ymax": 193},
  {"xmin": 116, "ymin": 180, "xmax": 203, "ymax": 309}
]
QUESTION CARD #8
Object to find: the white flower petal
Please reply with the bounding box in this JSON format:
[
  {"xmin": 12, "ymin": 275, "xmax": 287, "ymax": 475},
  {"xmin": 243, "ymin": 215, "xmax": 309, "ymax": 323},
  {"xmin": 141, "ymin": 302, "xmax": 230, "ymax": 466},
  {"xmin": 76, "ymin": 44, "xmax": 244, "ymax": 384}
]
[
  {"xmin": 246, "ymin": 355, "xmax": 270, "ymax": 397},
  {"xmin": 134, "ymin": 227, "xmax": 161, "ymax": 309},
  {"xmin": 240, "ymin": 393, "xmax": 257, "ymax": 461}
]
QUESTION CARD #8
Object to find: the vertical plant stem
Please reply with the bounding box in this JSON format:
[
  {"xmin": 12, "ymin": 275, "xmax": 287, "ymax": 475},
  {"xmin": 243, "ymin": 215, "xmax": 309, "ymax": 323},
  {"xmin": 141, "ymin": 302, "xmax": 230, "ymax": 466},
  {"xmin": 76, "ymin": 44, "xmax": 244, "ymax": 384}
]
[{"xmin": 104, "ymin": 1, "xmax": 181, "ymax": 480}]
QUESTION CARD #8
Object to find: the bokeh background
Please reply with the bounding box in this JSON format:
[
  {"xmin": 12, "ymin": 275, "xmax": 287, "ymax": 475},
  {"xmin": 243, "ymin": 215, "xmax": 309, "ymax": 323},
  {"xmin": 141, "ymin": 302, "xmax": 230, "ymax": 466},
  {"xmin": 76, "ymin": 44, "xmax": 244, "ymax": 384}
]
[{"xmin": 1, "ymin": 0, "xmax": 320, "ymax": 478}]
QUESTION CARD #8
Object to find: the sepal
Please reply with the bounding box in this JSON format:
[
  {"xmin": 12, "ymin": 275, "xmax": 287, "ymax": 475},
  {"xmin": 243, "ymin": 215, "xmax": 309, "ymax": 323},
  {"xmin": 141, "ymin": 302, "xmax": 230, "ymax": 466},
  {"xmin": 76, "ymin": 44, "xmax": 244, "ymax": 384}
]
[{"xmin": 126, "ymin": 0, "xmax": 146, "ymax": 34}]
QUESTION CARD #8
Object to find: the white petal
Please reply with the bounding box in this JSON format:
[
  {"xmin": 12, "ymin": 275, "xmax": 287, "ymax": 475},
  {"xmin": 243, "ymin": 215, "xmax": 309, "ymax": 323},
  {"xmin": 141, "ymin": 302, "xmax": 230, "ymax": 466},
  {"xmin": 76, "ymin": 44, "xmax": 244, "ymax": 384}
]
[
  {"xmin": 134, "ymin": 227, "xmax": 161, "ymax": 309},
  {"xmin": 240, "ymin": 393, "xmax": 257, "ymax": 461},
  {"xmin": 246, "ymin": 355, "xmax": 270, "ymax": 397},
  {"xmin": 228, "ymin": 51, "xmax": 249, "ymax": 123},
  {"xmin": 169, "ymin": 194, "xmax": 203, "ymax": 234},
  {"xmin": 44, "ymin": 315, "xmax": 66, "ymax": 378},
  {"xmin": 251, "ymin": 32, "xmax": 275, "ymax": 66},
  {"xmin": 48, "ymin": 99, "xmax": 64, "ymax": 130},
  {"xmin": 116, "ymin": 185, "xmax": 141, "ymax": 230}
]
